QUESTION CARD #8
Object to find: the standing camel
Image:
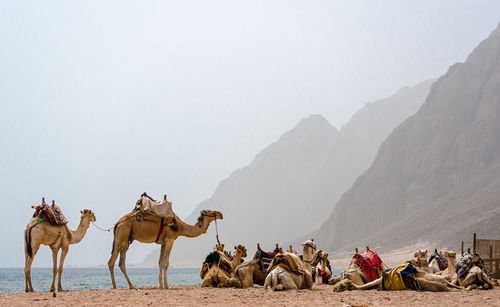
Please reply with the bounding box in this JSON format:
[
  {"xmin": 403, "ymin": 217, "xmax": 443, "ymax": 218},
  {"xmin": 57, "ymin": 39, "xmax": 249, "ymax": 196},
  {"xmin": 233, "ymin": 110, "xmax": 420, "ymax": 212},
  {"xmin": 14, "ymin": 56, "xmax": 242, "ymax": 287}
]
[
  {"xmin": 108, "ymin": 204, "xmax": 223, "ymax": 289},
  {"xmin": 24, "ymin": 208, "xmax": 96, "ymax": 292}
]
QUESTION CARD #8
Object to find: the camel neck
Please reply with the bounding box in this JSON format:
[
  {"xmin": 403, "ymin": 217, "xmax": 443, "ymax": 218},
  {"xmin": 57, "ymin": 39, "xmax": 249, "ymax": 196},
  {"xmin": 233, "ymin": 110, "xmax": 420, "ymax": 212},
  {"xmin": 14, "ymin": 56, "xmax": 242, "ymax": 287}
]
[
  {"xmin": 174, "ymin": 214, "xmax": 212, "ymax": 238},
  {"xmin": 303, "ymin": 248, "xmax": 313, "ymax": 274},
  {"xmin": 70, "ymin": 217, "xmax": 90, "ymax": 244}
]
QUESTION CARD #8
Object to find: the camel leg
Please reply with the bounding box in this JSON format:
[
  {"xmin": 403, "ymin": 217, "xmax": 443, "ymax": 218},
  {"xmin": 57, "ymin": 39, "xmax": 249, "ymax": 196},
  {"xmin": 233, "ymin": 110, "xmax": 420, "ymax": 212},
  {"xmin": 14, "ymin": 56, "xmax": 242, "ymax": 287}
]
[
  {"xmin": 351, "ymin": 277, "xmax": 382, "ymax": 290},
  {"xmin": 118, "ymin": 249, "xmax": 134, "ymax": 289},
  {"xmin": 108, "ymin": 243, "xmax": 122, "ymax": 289},
  {"xmin": 25, "ymin": 242, "xmax": 40, "ymax": 292},
  {"xmin": 24, "ymin": 255, "xmax": 34, "ymax": 292},
  {"xmin": 50, "ymin": 248, "xmax": 59, "ymax": 292},
  {"xmin": 161, "ymin": 240, "xmax": 174, "ymax": 289},
  {"xmin": 158, "ymin": 244, "xmax": 166, "ymax": 289},
  {"xmin": 57, "ymin": 246, "xmax": 69, "ymax": 291}
]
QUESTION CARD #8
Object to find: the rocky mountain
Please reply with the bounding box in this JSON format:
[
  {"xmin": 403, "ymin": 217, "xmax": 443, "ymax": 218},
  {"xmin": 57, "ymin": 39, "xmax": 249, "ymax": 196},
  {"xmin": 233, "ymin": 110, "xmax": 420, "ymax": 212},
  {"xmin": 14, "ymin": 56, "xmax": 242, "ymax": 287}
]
[
  {"xmin": 313, "ymin": 22, "xmax": 500, "ymax": 255},
  {"xmin": 144, "ymin": 79, "xmax": 434, "ymax": 267}
]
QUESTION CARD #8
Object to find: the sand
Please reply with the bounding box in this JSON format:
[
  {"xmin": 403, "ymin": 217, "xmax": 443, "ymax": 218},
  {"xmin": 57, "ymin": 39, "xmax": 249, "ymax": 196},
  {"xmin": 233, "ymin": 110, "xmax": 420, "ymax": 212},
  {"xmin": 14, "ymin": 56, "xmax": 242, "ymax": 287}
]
[{"xmin": 1, "ymin": 285, "xmax": 499, "ymax": 306}]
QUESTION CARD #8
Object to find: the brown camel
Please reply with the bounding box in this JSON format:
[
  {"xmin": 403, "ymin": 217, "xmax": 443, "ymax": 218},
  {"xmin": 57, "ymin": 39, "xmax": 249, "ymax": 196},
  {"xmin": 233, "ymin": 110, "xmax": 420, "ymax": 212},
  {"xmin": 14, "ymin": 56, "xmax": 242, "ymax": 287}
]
[
  {"xmin": 24, "ymin": 208, "xmax": 96, "ymax": 292},
  {"xmin": 330, "ymin": 247, "xmax": 388, "ymax": 292},
  {"xmin": 233, "ymin": 243, "xmax": 273, "ymax": 288},
  {"xmin": 344, "ymin": 267, "xmax": 463, "ymax": 292},
  {"xmin": 200, "ymin": 244, "xmax": 247, "ymax": 287},
  {"xmin": 108, "ymin": 200, "xmax": 223, "ymax": 289},
  {"xmin": 263, "ymin": 240, "xmax": 315, "ymax": 291}
]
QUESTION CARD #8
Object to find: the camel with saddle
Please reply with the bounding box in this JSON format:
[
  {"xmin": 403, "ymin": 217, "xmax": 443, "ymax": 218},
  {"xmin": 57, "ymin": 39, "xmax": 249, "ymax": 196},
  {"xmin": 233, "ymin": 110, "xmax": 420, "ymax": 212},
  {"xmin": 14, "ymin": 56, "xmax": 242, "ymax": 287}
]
[
  {"xmin": 200, "ymin": 244, "xmax": 247, "ymax": 287},
  {"xmin": 312, "ymin": 250, "xmax": 332, "ymax": 284},
  {"xmin": 24, "ymin": 198, "xmax": 95, "ymax": 292},
  {"xmin": 330, "ymin": 246, "xmax": 389, "ymax": 291},
  {"xmin": 263, "ymin": 240, "xmax": 315, "ymax": 291},
  {"xmin": 233, "ymin": 243, "xmax": 280, "ymax": 288},
  {"xmin": 451, "ymin": 252, "xmax": 495, "ymax": 290},
  {"xmin": 108, "ymin": 193, "xmax": 223, "ymax": 289}
]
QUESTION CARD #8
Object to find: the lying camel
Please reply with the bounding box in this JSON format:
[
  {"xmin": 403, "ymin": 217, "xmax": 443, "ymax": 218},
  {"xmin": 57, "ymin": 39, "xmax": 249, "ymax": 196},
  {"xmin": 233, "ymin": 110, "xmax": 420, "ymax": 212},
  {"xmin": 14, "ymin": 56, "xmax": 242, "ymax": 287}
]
[
  {"xmin": 330, "ymin": 247, "xmax": 388, "ymax": 292},
  {"xmin": 201, "ymin": 245, "xmax": 247, "ymax": 287},
  {"xmin": 233, "ymin": 244, "xmax": 270, "ymax": 288},
  {"xmin": 452, "ymin": 253, "xmax": 494, "ymax": 290},
  {"xmin": 342, "ymin": 264, "xmax": 463, "ymax": 292},
  {"xmin": 412, "ymin": 249, "xmax": 433, "ymax": 273},
  {"xmin": 312, "ymin": 250, "xmax": 331, "ymax": 284},
  {"xmin": 264, "ymin": 240, "xmax": 315, "ymax": 291}
]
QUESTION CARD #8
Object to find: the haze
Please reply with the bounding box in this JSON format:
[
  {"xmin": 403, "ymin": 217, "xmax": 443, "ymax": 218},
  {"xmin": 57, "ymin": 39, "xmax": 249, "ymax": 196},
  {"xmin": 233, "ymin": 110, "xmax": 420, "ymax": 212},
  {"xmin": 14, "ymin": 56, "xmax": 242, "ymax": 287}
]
[{"xmin": 1, "ymin": 0, "xmax": 500, "ymax": 267}]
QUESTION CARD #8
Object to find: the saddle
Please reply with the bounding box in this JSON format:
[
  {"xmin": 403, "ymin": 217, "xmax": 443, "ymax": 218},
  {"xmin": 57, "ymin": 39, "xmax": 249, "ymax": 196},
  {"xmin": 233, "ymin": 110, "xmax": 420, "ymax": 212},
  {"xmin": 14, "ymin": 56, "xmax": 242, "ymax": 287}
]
[
  {"xmin": 267, "ymin": 252, "xmax": 305, "ymax": 275},
  {"xmin": 255, "ymin": 245, "xmax": 278, "ymax": 271},
  {"xmin": 32, "ymin": 200, "xmax": 68, "ymax": 225},
  {"xmin": 351, "ymin": 248, "xmax": 383, "ymax": 282},
  {"xmin": 429, "ymin": 250, "xmax": 447, "ymax": 271},
  {"xmin": 200, "ymin": 251, "xmax": 233, "ymax": 279}
]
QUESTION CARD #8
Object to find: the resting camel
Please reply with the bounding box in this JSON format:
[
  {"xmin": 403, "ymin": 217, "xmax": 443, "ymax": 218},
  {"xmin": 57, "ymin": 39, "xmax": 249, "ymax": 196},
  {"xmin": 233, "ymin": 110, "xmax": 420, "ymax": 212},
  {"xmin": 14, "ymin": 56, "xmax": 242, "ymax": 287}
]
[
  {"xmin": 234, "ymin": 243, "xmax": 274, "ymax": 288},
  {"xmin": 412, "ymin": 250, "xmax": 433, "ymax": 273},
  {"xmin": 344, "ymin": 267, "xmax": 463, "ymax": 292},
  {"xmin": 108, "ymin": 195, "xmax": 223, "ymax": 289},
  {"xmin": 200, "ymin": 244, "xmax": 247, "ymax": 287},
  {"xmin": 264, "ymin": 240, "xmax": 315, "ymax": 291},
  {"xmin": 330, "ymin": 247, "xmax": 388, "ymax": 291},
  {"xmin": 452, "ymin": 253, "xmax": 494, "ymax": 290},
  {"xmin": 24, "ymin": 208, "xmax": 96, "ymax": 292},
  {"xmin": 312, "ymin": 250, "xmax": 331, "ymax": 284}
]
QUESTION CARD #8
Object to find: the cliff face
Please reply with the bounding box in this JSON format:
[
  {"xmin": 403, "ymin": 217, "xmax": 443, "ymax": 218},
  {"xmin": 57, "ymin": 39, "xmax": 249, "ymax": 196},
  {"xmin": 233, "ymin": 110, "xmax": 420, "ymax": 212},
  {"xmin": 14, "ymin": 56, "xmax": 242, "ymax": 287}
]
[
  {"xmin": 314, "ymin": 22, "xmax": 500, "ymax": 254},
  {"xmin": 144, "ymin": 80, "xmax": 433, "ymax": 266}
]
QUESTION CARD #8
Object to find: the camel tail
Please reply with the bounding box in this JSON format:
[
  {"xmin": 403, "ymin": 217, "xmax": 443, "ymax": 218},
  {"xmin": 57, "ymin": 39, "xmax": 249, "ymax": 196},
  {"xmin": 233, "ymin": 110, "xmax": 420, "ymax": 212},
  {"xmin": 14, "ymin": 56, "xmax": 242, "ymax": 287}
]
[
  {"xmin": 25, "ymin": 228, "xmax": 33, "ymax": 259},
  {"xmin": 111, "ymin": 224, "xmax": 118, "ymax": 255}
]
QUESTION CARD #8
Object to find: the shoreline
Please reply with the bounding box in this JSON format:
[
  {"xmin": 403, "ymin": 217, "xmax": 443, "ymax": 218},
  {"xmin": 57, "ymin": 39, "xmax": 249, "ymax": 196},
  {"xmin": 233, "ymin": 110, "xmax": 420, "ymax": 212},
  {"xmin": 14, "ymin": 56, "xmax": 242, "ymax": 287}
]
[{"xmin": 1, "ymin": 285, "xmax": 499, "ymax": 306}]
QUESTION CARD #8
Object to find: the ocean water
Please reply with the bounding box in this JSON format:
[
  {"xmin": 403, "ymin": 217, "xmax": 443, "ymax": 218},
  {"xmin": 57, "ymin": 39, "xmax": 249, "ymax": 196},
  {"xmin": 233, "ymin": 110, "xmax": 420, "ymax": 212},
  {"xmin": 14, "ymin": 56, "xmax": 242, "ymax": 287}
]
[
  {"xmin": 1, "ymin": 267, "xmax": 344, "ymax": 293},
  {"xmin": 0, "ymin": 267, "xmax": 200, "ymax": 293}
]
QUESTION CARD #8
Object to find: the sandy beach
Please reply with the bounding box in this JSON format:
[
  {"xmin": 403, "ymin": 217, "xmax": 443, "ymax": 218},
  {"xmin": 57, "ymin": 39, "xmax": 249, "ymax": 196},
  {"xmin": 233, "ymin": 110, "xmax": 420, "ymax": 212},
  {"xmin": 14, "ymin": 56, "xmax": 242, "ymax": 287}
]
[{"xmin": 1, "ymin": 284, "xmax": 499, "ymax": 306}]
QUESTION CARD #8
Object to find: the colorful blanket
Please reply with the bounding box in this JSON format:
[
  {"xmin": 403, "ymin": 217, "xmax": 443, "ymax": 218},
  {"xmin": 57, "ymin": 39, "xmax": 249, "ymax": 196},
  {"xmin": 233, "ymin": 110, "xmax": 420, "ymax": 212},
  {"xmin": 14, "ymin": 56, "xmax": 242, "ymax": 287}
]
[
  {"xmin": 351, "ymin": 248, "xmax": 383, "ymax": 282},
  {"xmin": 456, "ymin": 253, "xmax": 484, "ymax": 278},
  {"xmin": 32, "ymin": 203, "xmax": 67, "ymax": 225},
  {"xmin": 382, "ymin": 263, "xmax": 419, "ymax": 291},
  {"xmin": 254, "ymin": 246, "xmax": 278, "ymax": 271},
  {"xmin": 429, "ymin": 250, "xmax": 447, "ymax": 271}
]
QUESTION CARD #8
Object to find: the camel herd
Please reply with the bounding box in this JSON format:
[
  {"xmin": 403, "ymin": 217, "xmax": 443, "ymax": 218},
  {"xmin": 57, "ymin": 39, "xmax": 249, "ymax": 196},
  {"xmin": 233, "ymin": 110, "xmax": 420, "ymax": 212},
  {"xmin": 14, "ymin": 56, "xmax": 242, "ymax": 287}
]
[{"xmin": 23, "ymin": 194, "xmax": 497, "ymax": 294}]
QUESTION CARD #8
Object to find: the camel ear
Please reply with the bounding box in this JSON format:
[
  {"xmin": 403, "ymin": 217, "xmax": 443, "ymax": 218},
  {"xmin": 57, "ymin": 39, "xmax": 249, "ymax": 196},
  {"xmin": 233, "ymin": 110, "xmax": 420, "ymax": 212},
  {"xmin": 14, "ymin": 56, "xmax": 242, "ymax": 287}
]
[{"xmin": 80, "ymin": 210, "xmax": 83, "ymax": 214}]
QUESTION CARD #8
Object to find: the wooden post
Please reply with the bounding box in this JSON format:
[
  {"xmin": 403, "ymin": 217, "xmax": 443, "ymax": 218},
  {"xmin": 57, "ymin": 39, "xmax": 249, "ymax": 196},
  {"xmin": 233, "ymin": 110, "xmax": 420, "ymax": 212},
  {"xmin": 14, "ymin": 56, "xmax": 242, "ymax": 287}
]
[
  {"xmin": 355, "ymin": 248, "xmax": 359, "ymax": 253},
  {"xmin": 490, "ymin": 244, "xmax": 494, "ymax": 273},
  {"xmin": 467, "ymin": 248, "xmax": 471, "ymax": 254},
  {"xmin": 473, "ymin": 233, "xmax": 477, "ymax": 254},
  {"xmin": 461, "ymin": 241, "xmax": 464, "ymax": 256}
]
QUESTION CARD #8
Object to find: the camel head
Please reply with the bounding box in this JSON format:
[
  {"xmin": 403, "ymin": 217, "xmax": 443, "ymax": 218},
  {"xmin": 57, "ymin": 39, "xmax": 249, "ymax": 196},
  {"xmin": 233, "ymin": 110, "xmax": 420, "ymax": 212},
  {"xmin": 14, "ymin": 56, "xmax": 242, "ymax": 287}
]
[
  {"xmin": 198, "ymin": 210, "xmax": 223, "ymax": 221},
  {"xmin": 80, "ymin": 209, "xmax": 96, "ymax": 222},
  {"xmin": 414, "ymin": 249, "xmax": 428, "ymax": 260},
  {"xmin": 444, "ymin": 250, "xmax": 456, "ymax": 259},
  {"xmin": 302, "ymin": 239, "xmax": 317, "ymax": 252},
  {"xmin": 234, "ymin": 245, "xmax": 247, "ymax": 258}
]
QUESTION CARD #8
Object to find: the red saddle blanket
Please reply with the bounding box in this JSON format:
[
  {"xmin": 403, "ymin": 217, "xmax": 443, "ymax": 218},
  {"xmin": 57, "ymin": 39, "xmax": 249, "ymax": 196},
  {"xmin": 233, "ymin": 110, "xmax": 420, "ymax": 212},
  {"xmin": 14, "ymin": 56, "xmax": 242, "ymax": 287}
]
[
  {"xmin": 32, "ymin": 204, "xmax": 68, "ymax": 225},
  {"xmin": 351, "ymin": 248, "xmax": 383, "ymax": 282}
]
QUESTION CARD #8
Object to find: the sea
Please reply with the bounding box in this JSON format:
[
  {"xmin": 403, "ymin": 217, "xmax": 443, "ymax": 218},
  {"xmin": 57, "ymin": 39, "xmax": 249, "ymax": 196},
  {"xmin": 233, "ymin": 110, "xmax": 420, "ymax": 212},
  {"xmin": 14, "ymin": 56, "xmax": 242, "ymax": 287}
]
[
  {"xmin": 0, "ymin": 267, "xmax": 200, "ymax": 293},
  {"xmin": 0, "ymin": 267, "xmax": 344, "ymax": 293}
]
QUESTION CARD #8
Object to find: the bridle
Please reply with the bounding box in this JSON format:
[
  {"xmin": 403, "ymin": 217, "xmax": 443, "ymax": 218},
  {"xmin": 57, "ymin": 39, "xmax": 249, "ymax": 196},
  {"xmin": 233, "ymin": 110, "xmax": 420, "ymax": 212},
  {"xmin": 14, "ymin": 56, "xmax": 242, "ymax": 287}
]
[{"xmin": 200, "ymin": 212, "xmax": 221, "ymax": 246}]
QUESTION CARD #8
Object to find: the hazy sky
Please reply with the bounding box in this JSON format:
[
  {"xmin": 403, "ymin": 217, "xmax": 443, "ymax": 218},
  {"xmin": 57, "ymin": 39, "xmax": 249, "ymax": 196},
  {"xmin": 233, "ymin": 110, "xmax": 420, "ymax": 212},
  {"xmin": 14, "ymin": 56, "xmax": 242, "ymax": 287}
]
[{"xmin": 1, "ymin": 1, "xmax": 500, "ymax": 267}]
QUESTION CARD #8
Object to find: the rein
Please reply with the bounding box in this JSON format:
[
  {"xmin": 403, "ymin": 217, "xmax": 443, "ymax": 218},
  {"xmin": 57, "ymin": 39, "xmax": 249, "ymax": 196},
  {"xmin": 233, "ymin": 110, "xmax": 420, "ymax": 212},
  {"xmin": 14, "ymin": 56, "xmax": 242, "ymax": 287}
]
[{"xmin": 91, "ymin": 221, "xmax": 113, "ymax": 232}]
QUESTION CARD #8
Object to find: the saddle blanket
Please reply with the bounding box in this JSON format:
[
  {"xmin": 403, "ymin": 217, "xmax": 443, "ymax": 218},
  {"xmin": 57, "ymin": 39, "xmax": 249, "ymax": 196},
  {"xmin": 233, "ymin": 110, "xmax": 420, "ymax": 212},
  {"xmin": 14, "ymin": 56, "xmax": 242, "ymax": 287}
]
[
  {"xmin": 32, "ymin": 203, "xmax": 68, "ymax": 225},
  {"xmin": 351, "ymin": 248, "xmax": 383, "ymax": 282},
  {"xmin": 267, "ymin": 252, "xmax": 305, "ymax": 275}
]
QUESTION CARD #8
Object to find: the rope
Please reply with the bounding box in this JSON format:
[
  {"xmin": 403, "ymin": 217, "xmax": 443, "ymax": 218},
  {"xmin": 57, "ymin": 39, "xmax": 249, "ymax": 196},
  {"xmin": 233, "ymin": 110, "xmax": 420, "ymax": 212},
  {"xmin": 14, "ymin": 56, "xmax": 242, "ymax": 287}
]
[
  {"xmin": 91, "ymin": 221, "xmax": 113, "ymax": 232},
  {"xmin": 29, "ymin": 217, "xmax": 46, "ymax": 228},
  {"xmin": 214, "ymin": 216, "xmax": 221, "ymax": 246}
]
